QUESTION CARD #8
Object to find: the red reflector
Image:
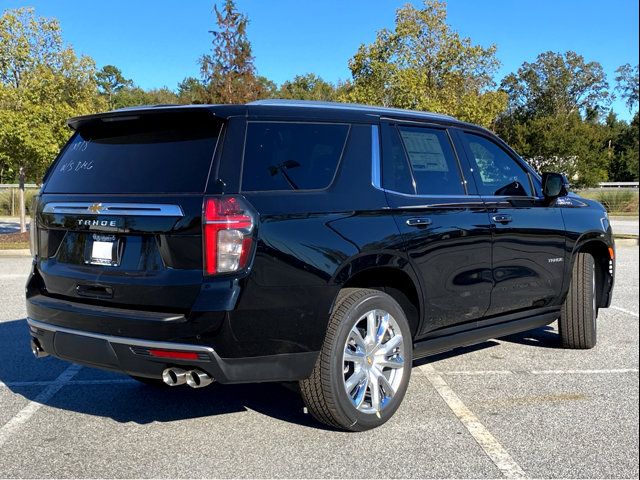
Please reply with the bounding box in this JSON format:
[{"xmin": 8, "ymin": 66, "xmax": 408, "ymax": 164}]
[{"xmin": 148, "ymin": 349, "xmax": 199, "ymax": 360}]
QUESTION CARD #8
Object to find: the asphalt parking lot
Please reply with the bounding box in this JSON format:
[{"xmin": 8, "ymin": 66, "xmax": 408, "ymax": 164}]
[{"xmin": 0, "ymin": 247, "xmax": 638, "ymax": 479}]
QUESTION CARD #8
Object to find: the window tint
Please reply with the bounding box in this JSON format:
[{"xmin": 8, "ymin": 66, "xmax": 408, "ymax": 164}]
[
  {"xmin": 398, "ymin": 127, "xmax": 465, "ymax": 195},
  {"xmin": 242, "ymin": 122, "xmax": 349, "ymax": 191},
  {"xmin": 44, "ymin": 114, "xmax": 221, "ymax": 194},
  {"xmin": 462, "ymin": 133, "xmax": 532, "ymax": 197},
  {"xmin": 381, "ymin": 125, "xmax": 415, "ymax": 194}
]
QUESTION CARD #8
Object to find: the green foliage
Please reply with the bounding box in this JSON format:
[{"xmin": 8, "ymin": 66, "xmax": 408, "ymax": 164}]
[
  {"xmin": 615, "ymin": 64, "xmax": 639, "ymax": 113},
  {"xmin": 500, "ymin": 113, "xmax": 608, "ymax": 187},
  {"xmin": 0, "ymin": 8, "xmax": 105, "ymax": 183},
  {"xmin": 496, "ymin": 52, "xmax": 620, "ymax": 187},
  {"xmin": 278, "ymin": 74, "xmax": 337, "ymax": 101},
  {"xmin": 344, "ymin": 0, "xmax": 507, "ymax": 127},
  {"xmin": 604, "ymin": 112, "xmax": 639, "ymax": 182},
  {"xmin": 199, "ymin": 0, "xmax": 266, "ymax": 103},
  {"xmin": 501, "ymin": 51, "xmax": 610, "ymax": 120},
  {"xmin": 96, "ymin": 65, "xmax": 132, "ymax": 108},
  {"xmin": 579, "ymin": 188, "xmax": 639, "ymax": 214}
]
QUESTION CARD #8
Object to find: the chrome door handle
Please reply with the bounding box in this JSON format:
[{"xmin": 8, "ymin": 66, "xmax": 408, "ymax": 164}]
[
  {"xmin": 406, "ymin": 217, "xmax": 432, "ymax": 227},
  {"xmin": 492, "ymin": 214, "xmax": 513, "ymax": 224}
]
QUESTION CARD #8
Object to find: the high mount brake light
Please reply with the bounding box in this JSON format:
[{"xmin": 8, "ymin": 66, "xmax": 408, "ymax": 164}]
[{"xmin": 203, "ymin": 196, "xmax": 255, "ymax": 276}]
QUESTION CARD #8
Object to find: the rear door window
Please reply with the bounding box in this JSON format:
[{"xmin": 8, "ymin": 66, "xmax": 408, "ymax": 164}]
[
  {"xmin": 242, "ymin": 122, "xmax": 349, "ymax": 191},
  {"xmin": 397, "ymin": 126, "xmax": 465, "ymax": 196},
  {"xmin": 44, "ymin": 113, "xmax": 221, "ymax": 194}
]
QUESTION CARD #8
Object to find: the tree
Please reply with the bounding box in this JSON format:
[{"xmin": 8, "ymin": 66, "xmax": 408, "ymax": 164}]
[
  {"xmin": 500, "ymin": 51, "xmax": 610, "ymax": 120},
  {"xmin": 344, "ymin": 0, "xmax": 507, "ymax": 127},
  {"xmin": 177, "ymin": 76, "xmax": 206, "ymax": 104},
  {"xmin": 199, "ymin": 0, "xmax": 265, "ymax": 103},
  {"xmin": 496, "ymin": 51, "xmax": 615, "ymax": 187},
  {"xmin": 604, "ymin": 111, "xmax": 639, "ymax": 181},
  {"xmin": 278, "ymin": 74, "xmax": 337, "ymax": 101},
  {"xmin": 615, "ymin": 64, "xmax": 639, "ymax": 113},
  {"xmin": 96, "ymin": 65, "xmax": 131, "ymax": 108},
  {"xmin": 111, "ymin": 85, "xmax": 179, "ymax": 109},
  {"xmin": 0, "ymin": 8, "xmax": 104, "ymax": 183}
]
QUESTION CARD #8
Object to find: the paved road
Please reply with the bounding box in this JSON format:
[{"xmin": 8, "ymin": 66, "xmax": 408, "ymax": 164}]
[
  {"xmin": 0, "ymin": 248, "xmax": 638, "ymax": 478},
  {"xmin": 611, "ymin": 217, "xmax": 640, "ymax": 236},
  {"xmin": 0, "ymin": 218, "xmax": 30, "ymax": 235}
]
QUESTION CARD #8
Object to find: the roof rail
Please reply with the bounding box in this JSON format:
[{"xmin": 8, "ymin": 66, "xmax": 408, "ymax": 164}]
[
  {"xmin": 111, "ymin": 104, "xmax": 181, "ymax": 112},
  {"xmin": 247, "ymin": 99, "xmax": 457, "ymax": 121}
]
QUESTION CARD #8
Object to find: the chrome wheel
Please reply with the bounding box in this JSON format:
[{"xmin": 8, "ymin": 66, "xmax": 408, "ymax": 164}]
[{"xmin": 342, "ymin": 309, "xmax": 405, "ymax": 414}]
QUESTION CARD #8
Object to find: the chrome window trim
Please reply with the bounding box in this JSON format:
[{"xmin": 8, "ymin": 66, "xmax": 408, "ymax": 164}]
[
  {"xmin": 27, "ymin": 318, "xmax": 214, "ymax": 354},
  {"xmin": 371, "ymin": 125, "xmax": 381, "ymax": 189},
  {"xmin": 42, "ymin": 202, "xmax": 184, "ymax": 217}
]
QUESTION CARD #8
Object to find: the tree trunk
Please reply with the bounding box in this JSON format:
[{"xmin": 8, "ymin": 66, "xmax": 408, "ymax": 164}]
[{"xmin": 19, "ymin": 167, "xmax": 26, "ymax": 234}]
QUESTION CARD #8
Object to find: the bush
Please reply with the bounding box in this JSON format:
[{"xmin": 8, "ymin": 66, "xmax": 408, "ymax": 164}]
[
  {"xmin": 579, "ymin": 189, "xmax": 639, "ymax": 214},
  {"xmin": 0, "ymin": 188, "xmax": 40, "ymax": 216}
]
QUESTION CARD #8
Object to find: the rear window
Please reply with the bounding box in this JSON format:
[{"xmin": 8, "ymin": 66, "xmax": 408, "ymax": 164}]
[
  {"xmin": 44, "ymin": 113, "xmax": 221, "ymax": 194},
  {"xmin": 242, "ymin": 122, "xmax": 349, "ymax": 191}
]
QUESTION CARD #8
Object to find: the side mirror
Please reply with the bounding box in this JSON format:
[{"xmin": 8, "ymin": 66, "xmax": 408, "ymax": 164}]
[{"xmin": 541, "ymin": 172, "xmax": 569, "ymax": 199}]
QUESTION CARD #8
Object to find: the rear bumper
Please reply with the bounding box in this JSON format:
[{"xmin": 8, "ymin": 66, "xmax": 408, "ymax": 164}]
[{"xmin": 27, "ymin": 318, "xmax": 318, "ymax": 383}]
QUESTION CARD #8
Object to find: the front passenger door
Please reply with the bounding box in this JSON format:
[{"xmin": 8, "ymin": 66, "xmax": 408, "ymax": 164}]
[{"xmin": 455, "ymin": 130, "xmax": 566, "ymax": 317}]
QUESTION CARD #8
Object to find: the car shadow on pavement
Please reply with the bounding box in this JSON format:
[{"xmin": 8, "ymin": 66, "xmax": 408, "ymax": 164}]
[
  {"xmin": 498, "ymin": 325, "xmax": 562, "ymax": 349},
  {"xmin": 0, "ymin": 318, "xmax": 330, "ymax": 430},
  {"xmin": 2, "ymin": 318, "xmax": 561, "ymax": 428}
]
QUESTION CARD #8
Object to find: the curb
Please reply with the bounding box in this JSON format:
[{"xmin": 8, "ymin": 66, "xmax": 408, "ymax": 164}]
[{"xmin": 0, "ymin": 249, "xmax": 31, "ymax": 257}]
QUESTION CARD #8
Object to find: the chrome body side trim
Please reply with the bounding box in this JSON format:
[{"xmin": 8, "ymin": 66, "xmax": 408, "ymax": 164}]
[{"xmin": 42, "ymin": 202, "xmax": 184, "ymax": 217}]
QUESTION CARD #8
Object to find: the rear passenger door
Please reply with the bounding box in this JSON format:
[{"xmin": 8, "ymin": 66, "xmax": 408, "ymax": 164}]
[
  {"xmin": 454, "ymin": 130, "xmax": 566, "ymax": 317},
  {"xmin": 379, "ymin": 122, "xmax": 493, "ymax": 335}
]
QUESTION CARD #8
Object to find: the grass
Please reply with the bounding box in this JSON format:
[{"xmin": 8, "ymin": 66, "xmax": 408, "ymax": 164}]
[
  {"xmin": 0, "ymin": 242, "xmax": 29, "ymax": 250},
  {"xmin": 578, "ymin": 189, "xmax": 639, "ymax": 215}
]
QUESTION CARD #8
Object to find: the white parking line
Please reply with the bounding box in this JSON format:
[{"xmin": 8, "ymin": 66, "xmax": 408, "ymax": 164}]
[
  {"xmin": 420, "ymin": 364, "xmax": 526, "ymax": 479},
  {"xmin": 437, "ymin": 368, "xmax": 639, "ymax": 376},
  {"xmin": 0, "ymin": 364, "xmax": 82, "ymax": 448},
  {"xmin": 610, "ymin": 305, "xmax": 639, "ymax": 318}
]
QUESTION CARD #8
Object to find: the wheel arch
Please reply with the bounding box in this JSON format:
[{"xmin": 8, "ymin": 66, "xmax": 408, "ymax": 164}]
[
  {"xmin": 570, "ymin": 236, "xmax": 614, "ymax": 308},
  {"xmin": 332, "ymin": 256, "xmax": 423, "ymax": 338}
]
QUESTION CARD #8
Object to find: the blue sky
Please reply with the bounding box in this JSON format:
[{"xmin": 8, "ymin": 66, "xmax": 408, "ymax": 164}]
[{"xmin": 2, "ymin": 0, "xmax": 638, "ymax": 119}]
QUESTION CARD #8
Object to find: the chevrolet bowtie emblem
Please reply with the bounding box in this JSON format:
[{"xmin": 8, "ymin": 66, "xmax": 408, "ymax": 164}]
[{"xmin": 88, "ymin": 203, "xmax": 103, "ymax": 214}]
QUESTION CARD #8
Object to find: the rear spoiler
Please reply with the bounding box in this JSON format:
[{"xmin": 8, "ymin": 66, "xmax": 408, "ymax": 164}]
[{"xmin": 66, "ymin": 104, "xmax": 243, "ymax": 131}]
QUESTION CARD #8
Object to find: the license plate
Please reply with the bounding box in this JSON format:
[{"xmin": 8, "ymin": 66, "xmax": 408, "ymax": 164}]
[{"xmin": 88, "ymin": 234, "xmax": 118, "ymax": 266}]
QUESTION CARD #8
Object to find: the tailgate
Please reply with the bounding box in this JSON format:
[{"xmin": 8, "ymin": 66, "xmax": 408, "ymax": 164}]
[{"xmin": 32, "ymin": 110, "xmax": 223, "ymax": 312}]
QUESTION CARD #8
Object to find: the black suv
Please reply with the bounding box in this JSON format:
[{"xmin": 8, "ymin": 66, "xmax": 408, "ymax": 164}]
[{"xmin": 26, "ymin": 100, "xmax": 615, "ymax": 431}]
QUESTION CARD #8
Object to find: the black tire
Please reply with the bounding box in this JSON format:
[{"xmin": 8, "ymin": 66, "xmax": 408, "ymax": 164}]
[
  {"xmin": 559, "ymin": 252, "xmax": 598, "ymax": 349},
  {"xmin": 129, "ymin": 375, "xmax": 169, "ymax": 387},
  {"xmin": 299, "ymin": 288, "xmax": 412, "ymax": 431}
]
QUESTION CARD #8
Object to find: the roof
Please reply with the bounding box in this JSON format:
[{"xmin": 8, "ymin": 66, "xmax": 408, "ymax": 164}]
[{"xmin": 67, "ymin": 99, "xmax": 468, "ymax": 130}]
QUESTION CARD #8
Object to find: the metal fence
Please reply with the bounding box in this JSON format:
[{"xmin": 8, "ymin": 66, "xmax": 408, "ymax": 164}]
[{"xmin": 0, "ymin": 184, "xmax": 40, "ymax": 216}]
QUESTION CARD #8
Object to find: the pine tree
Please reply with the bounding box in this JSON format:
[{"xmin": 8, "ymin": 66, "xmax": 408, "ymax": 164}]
[{"xmin": 199, "ymin": 0, "xmax": 264, "ymax": 104}]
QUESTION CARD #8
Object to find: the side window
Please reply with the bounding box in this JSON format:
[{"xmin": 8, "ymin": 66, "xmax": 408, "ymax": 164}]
[
  {"xmin": 242, "ymin": 122, "xmax": 349, "ymax": 191},
  {"xmin": 381, "ymin": 125, "xmax": 415, "ymax": 194},
  {"xmin": 398, "ymin": 126, "xmax": 465, "ymax": 196},
  {"xmin": 462, "ymin": 133, "xmax": 532, "ymax": 197}
]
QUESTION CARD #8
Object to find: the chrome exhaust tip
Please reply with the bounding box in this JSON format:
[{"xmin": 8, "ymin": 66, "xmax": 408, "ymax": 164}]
[
  {"xmin": 162, "ymin": 367, "xmax": 187, "ymax": 386},
  {"xmin": 30, "ymin": 338, "xmax": 48, "ymax": 358},
  {"xmin": 186, "ymin": 369, "xmax": 214, "ymax": 388}
]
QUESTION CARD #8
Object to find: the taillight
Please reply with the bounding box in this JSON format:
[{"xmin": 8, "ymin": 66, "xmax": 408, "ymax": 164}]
[{"xmin": 203, "ymin": 196, "xmax": 255, "ymax": 276}]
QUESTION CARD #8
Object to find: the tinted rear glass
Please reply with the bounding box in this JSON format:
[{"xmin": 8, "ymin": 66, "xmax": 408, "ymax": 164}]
[
  {"xmin": 242, "ymin": 122, "xmax": 349, "ymax": 191},
  {"xmin": 44, "ymin": 113, "xmax": 221, "ymax": 194}
]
